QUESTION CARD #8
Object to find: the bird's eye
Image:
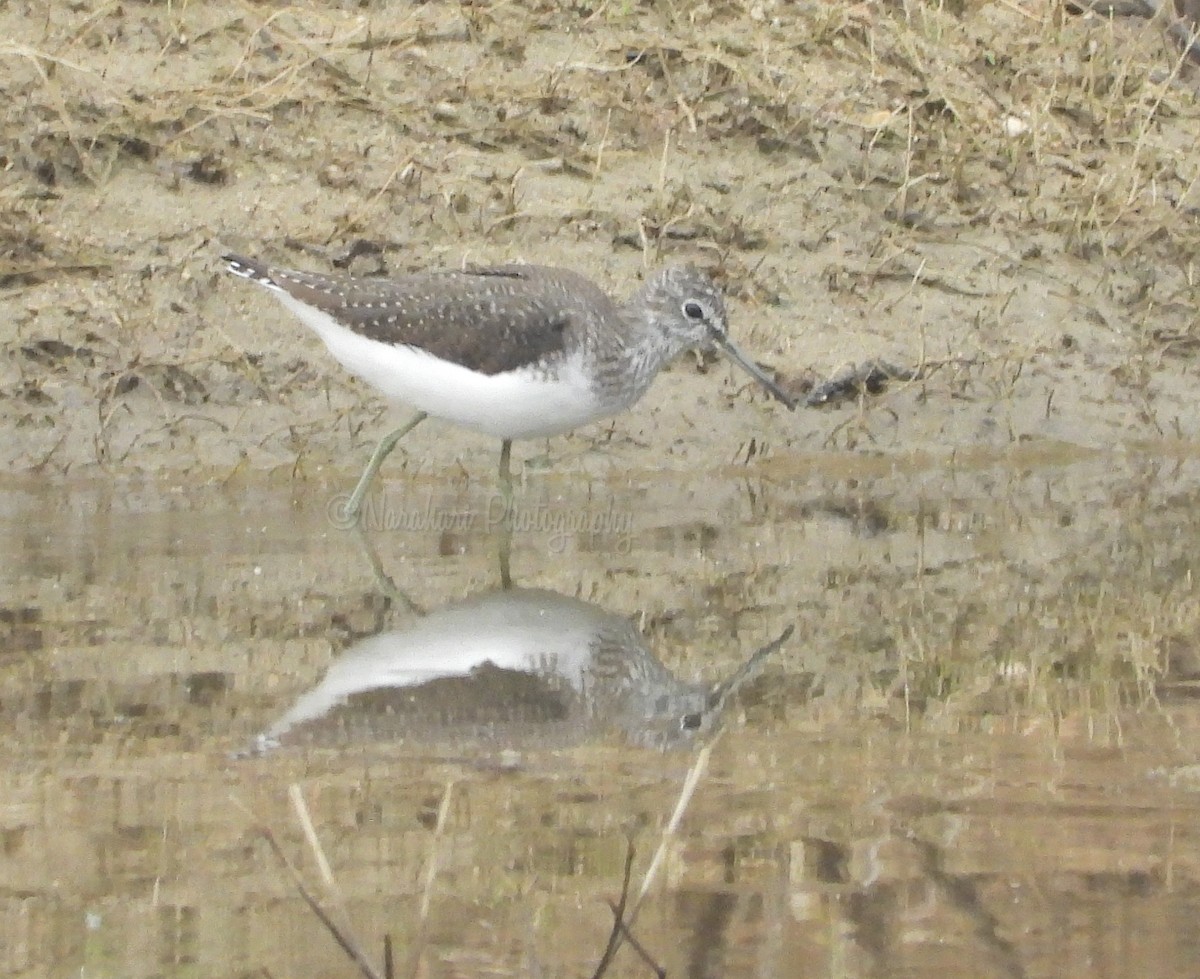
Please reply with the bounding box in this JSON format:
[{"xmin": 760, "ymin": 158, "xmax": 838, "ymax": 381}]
[{"xmin": 683, "ymin": 301, "xmax": 705, "ymax": 320}]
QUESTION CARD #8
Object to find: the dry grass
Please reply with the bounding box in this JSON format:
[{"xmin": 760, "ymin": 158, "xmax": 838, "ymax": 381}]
[{"xmin": 2, "ymin": 1, "xmax": 1199, "ymax": 475}]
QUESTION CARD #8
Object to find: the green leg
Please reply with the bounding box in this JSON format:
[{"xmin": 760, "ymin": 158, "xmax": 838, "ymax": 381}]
[
  {"xmin": 498, "ymin": 439, "xmax": 514, "ymax": 510},
  {"xmin": 351, "ymin": 520, "xmax": 423, "ymax": 615},
  {"xmin": 345, "ymin": 411, "xmax": 428, "ymax": 524},
  {"xmin": 498, "ymin": 439, "xmax": 513, "ymax": 589}
]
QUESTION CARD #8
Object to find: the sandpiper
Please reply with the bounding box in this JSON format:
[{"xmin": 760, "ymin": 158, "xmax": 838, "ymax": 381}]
[
  {"xmin": 248, "ymin": 586, "xmax": 793, "ymax": 753},
  {"xmin": 222, "ymin": 254, "xmax": 795, "ymax": 520}
]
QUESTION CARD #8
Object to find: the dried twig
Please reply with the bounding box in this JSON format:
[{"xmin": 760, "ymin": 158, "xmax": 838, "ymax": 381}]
[
  {"xmin": 591, "ymin": 741, "xmax": 717, "ymax": 978},
  {"xmin": 404, "ymin": 781, "xmax": 456, "ymax": 979},
  {"xmin": 232, "ymin": 794, "xmax": 385, "ymax": 979}
]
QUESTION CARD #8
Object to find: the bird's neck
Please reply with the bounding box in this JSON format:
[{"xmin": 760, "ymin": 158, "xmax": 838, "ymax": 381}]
[{"xmin": 587, "ymin": 303, "xmax": 679, "ymax": 407}]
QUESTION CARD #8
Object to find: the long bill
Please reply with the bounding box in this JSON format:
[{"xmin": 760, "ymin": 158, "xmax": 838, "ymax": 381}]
[{"xmin": 714, "ymin": 335, "xmax": 797, "ymax": 410}]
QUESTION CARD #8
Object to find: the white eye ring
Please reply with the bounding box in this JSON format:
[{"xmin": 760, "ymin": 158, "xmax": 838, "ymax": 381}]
[{"xmin": 683, "ymin": 301, "xmax": 705, "ymax": 320}]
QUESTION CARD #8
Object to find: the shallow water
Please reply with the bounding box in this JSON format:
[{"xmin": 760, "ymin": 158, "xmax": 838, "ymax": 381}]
[{"xmin": 5, "ymin": 451, "xmax": 1200, "ymax": 978}]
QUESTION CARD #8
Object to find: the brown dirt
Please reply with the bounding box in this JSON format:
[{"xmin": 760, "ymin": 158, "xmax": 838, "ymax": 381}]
[
  {"xmin": 4, "ymin": 1, "xmax": 1200, "ymax": 483},
  {"xmin": 13, "ymin": 7, "xmax": 1200, "ymax": 976}
]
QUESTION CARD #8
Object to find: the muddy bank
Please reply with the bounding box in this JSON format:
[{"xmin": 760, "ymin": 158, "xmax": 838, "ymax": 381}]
[{"xmin": 2, "ymin": 2, "xmax": 1199, "ymax": 482}]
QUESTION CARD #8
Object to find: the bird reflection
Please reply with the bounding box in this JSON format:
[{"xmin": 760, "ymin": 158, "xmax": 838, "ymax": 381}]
[{"xmin": 250, "ymin": 588, "xmax": 790, "ymax": 754}]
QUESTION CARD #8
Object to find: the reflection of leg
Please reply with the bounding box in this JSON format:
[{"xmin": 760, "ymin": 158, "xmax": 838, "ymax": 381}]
[
  {"xmin": 498, "ymin": 439, "xmax": 513, "ymax": 512},
  {"xmin": 351, "ymin": 521, "xmax": 423, "ymax": 615},
  {"xmin": 498, "ymin": 438, "xmax": 514, "ymax": 589},
  {"xmin": 345, "ymin": 412, "xmax": 428, "ymax": 523},
  {"xmin": 499, "ymin": 530, "xmax": 513, "ymax": 590}
]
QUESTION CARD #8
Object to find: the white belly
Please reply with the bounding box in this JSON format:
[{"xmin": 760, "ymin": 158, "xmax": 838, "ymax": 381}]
[{"xmin": 279, "ymin": 294, "xmax": 611, "ymax": 439}]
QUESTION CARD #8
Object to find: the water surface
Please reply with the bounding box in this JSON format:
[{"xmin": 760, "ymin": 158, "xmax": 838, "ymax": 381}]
[{"xmin": 4, "ymin": 453, "xmax": 1200, "ymax": 978}]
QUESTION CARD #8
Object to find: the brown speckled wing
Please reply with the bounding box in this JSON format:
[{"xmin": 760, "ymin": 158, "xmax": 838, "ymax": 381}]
[{"xmin": 225, "ymin": 255, "xmax": 618, "ymax": 376}]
